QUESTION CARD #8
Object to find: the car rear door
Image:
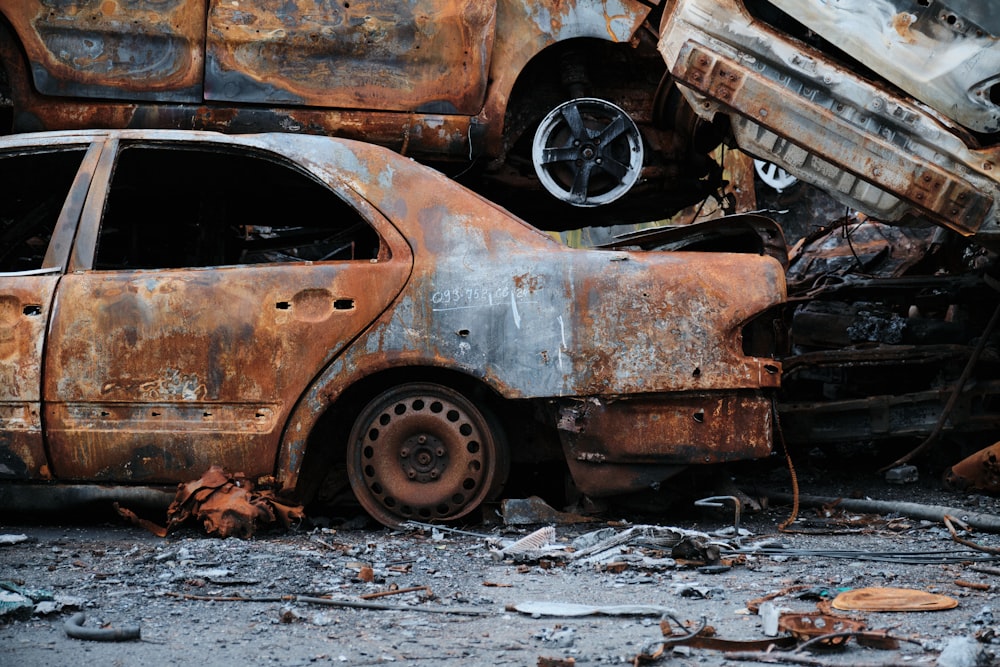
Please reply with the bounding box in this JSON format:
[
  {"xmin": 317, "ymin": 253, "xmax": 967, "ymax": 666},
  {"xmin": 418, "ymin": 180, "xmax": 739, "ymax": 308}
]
[
  {"xmin": 0, "ymin": 139, "xmax": 102, "ymax": 480},
  {"xmin": 43, "ymin": 136, "xmax": 412, "ymax": 483},
  {"xmin": 204, "ymin": 0, "xmax": 496, "ymax": 113}
]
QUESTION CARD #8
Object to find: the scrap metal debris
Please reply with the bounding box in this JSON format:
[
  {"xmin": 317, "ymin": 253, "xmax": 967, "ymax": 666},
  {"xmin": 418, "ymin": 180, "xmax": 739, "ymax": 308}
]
[
  {"xmin": 0, "ymin": 581, "xmax": 49, "ymax": 621},
  {"xmin": 64, "ymin": 612, "xmax": 141, "ymax": 642},
  {"xmin": 500, "ymin": 497, "xmax": 596, "ymax": 526},
  {"xmin": 945, "ymin": 442, "xmax": 1000, "ymax": 495},
  {"xmin": 117, "ymin": 466, "xmax": 304, "ymax": 538},
  {"xmin": 510, "ymin": 601, "xmax": 675, "ymax": 618},
  {"xmin": 777, "ymin": 612, "xmax": 865, "ymax": 647},
  {"xmin": 764, "ymin": 491, "xmax": 1000, "ymax": 533},
  {"xmin": 489, "ymin": 524, "xmax": 724, "ymax": 569},
  {"xmin": 164, "ymin": 592, "xmax": 487, "ymax": 616},
  {"xmin": 832, "ymin": 588, "xmax": 958, "ymax": 612}
]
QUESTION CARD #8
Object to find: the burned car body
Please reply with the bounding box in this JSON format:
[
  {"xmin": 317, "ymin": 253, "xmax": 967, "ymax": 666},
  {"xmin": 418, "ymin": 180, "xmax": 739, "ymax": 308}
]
[
  {"xmin": 0, "ymin": 0, "xmax": 725, "ymax": 227},
  {"xmin": 658, "ymin": 0, "xmax": 1000, "ymax": 247},
  {"xmin": 0, "ymin": 129, "xmax": 785, "ymax": 526}
]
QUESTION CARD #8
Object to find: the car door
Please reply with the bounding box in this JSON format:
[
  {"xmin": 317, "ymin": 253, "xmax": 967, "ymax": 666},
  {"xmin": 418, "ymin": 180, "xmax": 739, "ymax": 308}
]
[
  {"xmin": 204, "ymin": 0, "xmax": 496, "ymax": 113},
  {"xmin": 43, "ymin": 136, "xmax": 412, "ymax": 483},
  {"xmin": 0, "ymin": 139, "xmax": 101, "ymax": 480}
]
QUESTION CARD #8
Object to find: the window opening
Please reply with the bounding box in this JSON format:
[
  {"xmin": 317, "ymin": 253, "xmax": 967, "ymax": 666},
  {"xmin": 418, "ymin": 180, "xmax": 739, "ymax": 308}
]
[
  {"xmin": 94, "ymin": 145, "xmax": 380, "ymax": 270},
  {"xmin": 0, "ymin": 149, "xmax": 86, "ymax": 272}
]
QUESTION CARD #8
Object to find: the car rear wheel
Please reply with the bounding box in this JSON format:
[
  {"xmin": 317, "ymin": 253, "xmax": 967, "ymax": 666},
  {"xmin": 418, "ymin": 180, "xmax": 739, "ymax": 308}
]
[
  {"xmin": 346, "ymin": 383, "xmax": 508, "ymax": 527},
  {"xmin": 531, "ymin": 97, "xmax": 644, "ymax": 207}
]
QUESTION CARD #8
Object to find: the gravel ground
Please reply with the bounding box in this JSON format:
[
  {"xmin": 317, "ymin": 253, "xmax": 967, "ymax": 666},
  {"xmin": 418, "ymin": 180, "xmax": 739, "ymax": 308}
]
[{"xmin": 2, "ymin": 460, "xmax": 1000, "ymax": 667}]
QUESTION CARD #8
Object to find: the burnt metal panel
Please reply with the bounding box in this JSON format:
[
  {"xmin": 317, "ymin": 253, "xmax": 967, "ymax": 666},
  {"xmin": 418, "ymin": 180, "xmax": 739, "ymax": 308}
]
[
  {"xmin": 6, "ymin": 0, "xmax": 205, "ymax": 102},
  {"xmin": 672, "ymin": 42, "xmax": 992, "ymax": 236},
  {"xmin": 44, "ymin": 257, "xmax": 411, "ymax": 482},
  {"xmin": 205, "ymin": 0, "xmax": 496, "ymax": 113},
  {"xmin": 658, "ymin": 0, "xmax": 1000, "ymax": 244},
  {"xmin": 555, "ymin": 391, "xmax": 773, "ymax": 496},
  {"xmin": 768, "ymin": 0, "xmax": 1000, "ymax": 134}
]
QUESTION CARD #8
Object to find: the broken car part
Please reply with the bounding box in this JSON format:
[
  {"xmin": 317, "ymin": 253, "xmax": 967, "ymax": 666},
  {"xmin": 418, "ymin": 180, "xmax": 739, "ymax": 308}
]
[{"xmin": 659, "ymin": 0, "xmax": 1000, "ymax": 245}]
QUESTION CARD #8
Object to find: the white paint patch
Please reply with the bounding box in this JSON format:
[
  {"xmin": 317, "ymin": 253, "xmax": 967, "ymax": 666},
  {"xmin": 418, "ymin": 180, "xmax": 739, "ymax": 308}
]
[{"xmin": 557, "ymin": 315, "xmax": 566, "ymax": 371}]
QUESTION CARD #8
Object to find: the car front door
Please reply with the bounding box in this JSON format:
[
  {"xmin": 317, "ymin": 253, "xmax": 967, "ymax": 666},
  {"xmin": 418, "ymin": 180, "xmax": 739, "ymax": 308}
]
[
  {"xmin": 204, "ymin": 0, "xmax": 496, "ymax": 113},
  {"xmin": 42, "ymin": 137, "xmax": 411, "ymax": 483},
  {"xmin": 0, "ymin": 140, "xmax": 101, "ymax": 480}
]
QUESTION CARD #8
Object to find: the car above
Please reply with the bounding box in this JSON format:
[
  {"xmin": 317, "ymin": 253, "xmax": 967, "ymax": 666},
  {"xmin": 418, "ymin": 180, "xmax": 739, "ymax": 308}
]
[{"xmin": 0, "ymin": 0, "xmax": 720, "ymax": 228}]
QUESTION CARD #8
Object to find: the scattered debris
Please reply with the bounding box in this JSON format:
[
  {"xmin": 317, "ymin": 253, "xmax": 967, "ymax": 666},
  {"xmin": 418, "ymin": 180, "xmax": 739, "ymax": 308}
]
[
  {"xmin": 64, "ymin": 612, "xmax": 141, "ymax": 642},
  {"xmin": 778, "ymin": 612, "xmax": 865, "ymax": 646},
  {"xmin": 359, "ymin": 586, "xmax": 431, "ymax": 601},
  {"xmin": 693, "ymin": 496, "xmax": 743, "ymax": 536},
  {"xmin": 764, "ymin": 492, "xmax": 1000, "ymax": 533},
  {"xmin": 0, "ymin": 582, "xmax": 39, "ymax": 621},
  {"xmin": 490, "ymin": 526, "xmax": 559, "ymax": 561},
  {"xmin": 500, "ymin": 497, "xmax": 596, "ymax": 525},
  {"xmin": 537, "ymin": 657, "xmax": 575, "ymax": 667},
  {"xmin": 943, "ymin": 515, "xmax": 1000, "ymax": 556},
  {"xmin": 164, "ymin": 592, "xmax": 488, "ymax": 616}
]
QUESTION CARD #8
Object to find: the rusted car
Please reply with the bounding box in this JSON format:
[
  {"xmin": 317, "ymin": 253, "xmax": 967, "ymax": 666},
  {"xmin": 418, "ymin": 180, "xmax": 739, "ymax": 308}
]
[
  {"xmin": 0, "ymin": 129, "xmax": 785, "ymax": 526},
  {"xmin": 658, "ymin": 0, "xmax": 1000, "ymax": 247},
  {"xmin": 0, "ymin": 0, "xmax": 723, "ymax": 227}
]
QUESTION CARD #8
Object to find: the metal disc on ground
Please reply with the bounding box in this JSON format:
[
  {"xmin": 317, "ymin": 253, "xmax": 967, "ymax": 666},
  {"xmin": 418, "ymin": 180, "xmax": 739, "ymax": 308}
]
[{"xmin": 832, "ymin": 587, "xmax": 958, "ymax": 612}]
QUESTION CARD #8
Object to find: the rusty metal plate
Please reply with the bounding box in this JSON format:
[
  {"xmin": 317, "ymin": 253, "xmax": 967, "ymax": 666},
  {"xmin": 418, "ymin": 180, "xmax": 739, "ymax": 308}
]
[{"xmin": 5, "ymin": 0, "xmax": 205, "ymax": 101}]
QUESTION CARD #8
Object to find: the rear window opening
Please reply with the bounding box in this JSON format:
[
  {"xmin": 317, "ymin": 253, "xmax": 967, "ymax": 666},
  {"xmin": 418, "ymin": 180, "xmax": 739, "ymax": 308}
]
[{"xmin": 94, "ymin": 144, "xmax": 381, "ymax": 271}]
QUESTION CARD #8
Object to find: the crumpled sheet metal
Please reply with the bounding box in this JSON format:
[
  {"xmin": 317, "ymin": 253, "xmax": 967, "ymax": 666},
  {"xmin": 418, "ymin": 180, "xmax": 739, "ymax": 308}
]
[
  {"xmin": 945, "ymin": 441, "xmax": 1000, "ymax": 495},
  {"xmin": 118, "ymin": 465, "xmax": 304, "ymax": 538},
  {"xmin": 490, "ymin": 524, "xmax": 723, "ymax": 567}
]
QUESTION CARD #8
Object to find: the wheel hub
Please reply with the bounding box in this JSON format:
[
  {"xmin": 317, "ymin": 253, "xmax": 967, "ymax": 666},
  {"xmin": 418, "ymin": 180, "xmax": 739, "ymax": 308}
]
[
  {"xmin": 400, "ymin": 433, "xmax": 448, "ymax": 482},
  {"xmin": 532, "ymin": 97, "xmax": 644, "ymax": 207}
]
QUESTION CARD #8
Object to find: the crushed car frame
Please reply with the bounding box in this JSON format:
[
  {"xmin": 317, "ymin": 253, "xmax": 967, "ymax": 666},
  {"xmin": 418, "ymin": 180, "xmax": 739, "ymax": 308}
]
[{"xmin": 0, "ymin": 129, "xmax": 785, "ymax": 526}]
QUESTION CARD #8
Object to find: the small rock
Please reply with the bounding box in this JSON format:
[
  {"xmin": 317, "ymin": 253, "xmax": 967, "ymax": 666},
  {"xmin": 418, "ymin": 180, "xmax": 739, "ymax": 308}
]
[
  {"xmin": 885, "ymin": 465, "xmax": 919, "ymax": 484},
  {"xmin": 937, "ymin": 636, "xmax": 989, "ymax": 667}
]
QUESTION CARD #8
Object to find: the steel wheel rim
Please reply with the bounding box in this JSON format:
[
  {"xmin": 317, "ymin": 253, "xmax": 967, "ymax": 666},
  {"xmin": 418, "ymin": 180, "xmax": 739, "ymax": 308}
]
[
  {"xmin": 531, "ymin": 97, "xmax": 644, "ymax": 207},
  {"xmin": 347, "ymin": 383, "xmax": 499, "ymax": 527}
]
